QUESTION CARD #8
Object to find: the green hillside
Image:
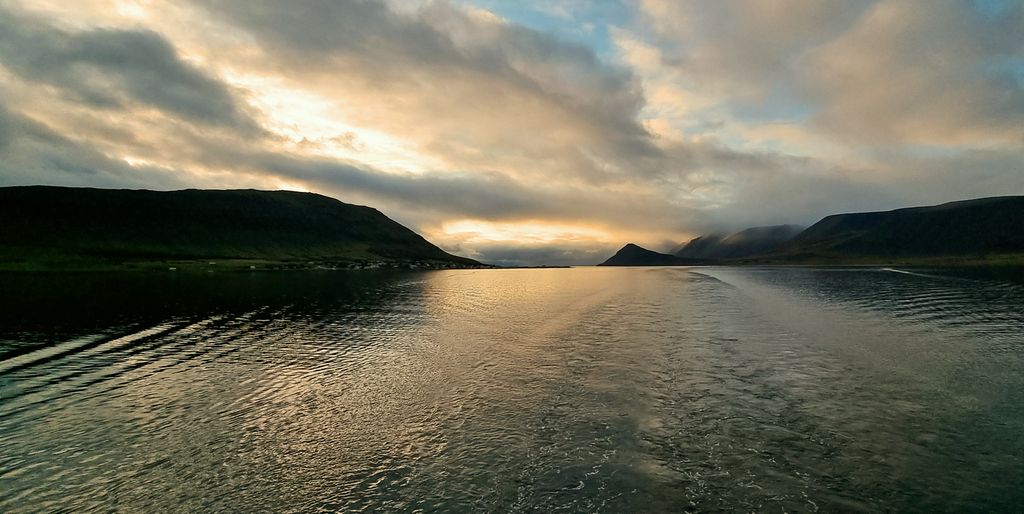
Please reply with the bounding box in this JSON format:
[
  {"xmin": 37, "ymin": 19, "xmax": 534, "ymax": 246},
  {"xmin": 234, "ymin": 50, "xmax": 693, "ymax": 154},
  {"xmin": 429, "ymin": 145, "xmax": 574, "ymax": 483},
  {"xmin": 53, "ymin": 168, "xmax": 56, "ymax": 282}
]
[{"xmin": 0, "ymin": 186, "xmax": 480, "ymax": 270}]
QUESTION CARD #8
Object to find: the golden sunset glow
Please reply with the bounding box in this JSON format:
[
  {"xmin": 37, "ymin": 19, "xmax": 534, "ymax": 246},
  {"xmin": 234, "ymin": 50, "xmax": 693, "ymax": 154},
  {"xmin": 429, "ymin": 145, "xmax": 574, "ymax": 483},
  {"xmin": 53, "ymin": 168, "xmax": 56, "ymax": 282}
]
[
  {"xmin": 436, "ymin": 220, "xmax": 616, "ymax": 245},
  {"xmin": 226, "ymin": 73, "xmax": 444, "ymax": 175}
]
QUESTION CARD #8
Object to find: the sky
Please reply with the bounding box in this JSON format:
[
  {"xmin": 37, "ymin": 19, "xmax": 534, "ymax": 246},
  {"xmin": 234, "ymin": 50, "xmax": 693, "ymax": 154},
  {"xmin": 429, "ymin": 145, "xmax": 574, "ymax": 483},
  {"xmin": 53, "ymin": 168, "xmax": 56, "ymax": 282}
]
[{"xmin": 0, "ymin": 0, "xmax": 1021, "ymax": 265}]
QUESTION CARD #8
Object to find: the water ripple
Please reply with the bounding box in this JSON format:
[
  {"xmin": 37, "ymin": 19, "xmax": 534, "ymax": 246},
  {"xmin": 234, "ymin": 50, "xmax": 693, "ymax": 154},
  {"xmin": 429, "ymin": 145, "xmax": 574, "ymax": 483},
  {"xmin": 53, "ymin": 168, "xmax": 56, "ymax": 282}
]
[{"xmin": 1, "ymin": 267, "xmax": 1023, "ymax": 511}]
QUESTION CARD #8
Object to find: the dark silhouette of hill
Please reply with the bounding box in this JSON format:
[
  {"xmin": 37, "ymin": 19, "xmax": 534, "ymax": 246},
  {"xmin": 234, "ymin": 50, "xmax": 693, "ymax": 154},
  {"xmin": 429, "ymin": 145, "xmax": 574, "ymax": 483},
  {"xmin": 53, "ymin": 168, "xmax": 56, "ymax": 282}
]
[
  {"xmin": 600, "ymin": 196, "xmax": 1024, "ymax": 267},
  {"xmin": 0, "ymin": 186, "xmax": 480, "ymax": 269},
  {"xmin": 673, "ymin": 225, "xmax": 804, "ymax": 260},
  {"xmin": 764, "ymin": 196, "xmax": 1024, "ymax": 263},
  {"xmin": 599, "ymin": 243, "xmax": 707, "ymax": 266}
]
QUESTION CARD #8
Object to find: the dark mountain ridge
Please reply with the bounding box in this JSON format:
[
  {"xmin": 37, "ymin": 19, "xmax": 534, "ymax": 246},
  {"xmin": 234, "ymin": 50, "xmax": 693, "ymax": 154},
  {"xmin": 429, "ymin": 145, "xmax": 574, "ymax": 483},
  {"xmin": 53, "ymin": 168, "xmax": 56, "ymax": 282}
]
[
  {"xmin": 762, "ymin": 196, "xmax": 1024, "ymax": 263},
  {"xmin": 0, "ymin": 185, "xmax": 480, "ymax": 269}
]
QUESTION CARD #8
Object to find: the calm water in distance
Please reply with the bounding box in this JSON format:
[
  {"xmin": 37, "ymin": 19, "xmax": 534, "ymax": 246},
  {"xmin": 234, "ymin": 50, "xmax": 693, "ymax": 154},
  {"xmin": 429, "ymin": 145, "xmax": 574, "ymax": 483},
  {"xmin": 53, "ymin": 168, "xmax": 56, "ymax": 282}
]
[{"xmin": 1, "ymin": 267, "xmax": 1023, "ymax": 512}]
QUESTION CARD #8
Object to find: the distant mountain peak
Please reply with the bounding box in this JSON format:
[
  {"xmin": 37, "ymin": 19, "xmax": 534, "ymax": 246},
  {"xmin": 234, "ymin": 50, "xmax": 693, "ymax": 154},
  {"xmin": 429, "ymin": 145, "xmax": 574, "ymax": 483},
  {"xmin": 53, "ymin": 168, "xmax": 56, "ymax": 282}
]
[{"xmin": 599, "ymin": 243, "xmax": 706, "ymax": 266}]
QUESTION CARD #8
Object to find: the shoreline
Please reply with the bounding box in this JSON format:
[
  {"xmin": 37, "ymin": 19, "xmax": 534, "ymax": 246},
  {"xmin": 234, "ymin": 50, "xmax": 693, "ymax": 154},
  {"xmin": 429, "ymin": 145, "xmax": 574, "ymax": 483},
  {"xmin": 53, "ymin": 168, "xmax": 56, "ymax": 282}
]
[{"xmin": 1, "ymin": 258, "xmax": 1019, "ymax": 273}]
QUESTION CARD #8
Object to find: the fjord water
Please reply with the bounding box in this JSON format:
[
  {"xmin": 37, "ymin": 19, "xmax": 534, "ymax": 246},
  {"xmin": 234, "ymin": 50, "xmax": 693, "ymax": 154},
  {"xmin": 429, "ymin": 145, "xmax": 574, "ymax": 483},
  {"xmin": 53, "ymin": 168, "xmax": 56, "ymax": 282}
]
[{"xmin": 2, "ymin": 268, "xmax": 1023, "ymax": 512}]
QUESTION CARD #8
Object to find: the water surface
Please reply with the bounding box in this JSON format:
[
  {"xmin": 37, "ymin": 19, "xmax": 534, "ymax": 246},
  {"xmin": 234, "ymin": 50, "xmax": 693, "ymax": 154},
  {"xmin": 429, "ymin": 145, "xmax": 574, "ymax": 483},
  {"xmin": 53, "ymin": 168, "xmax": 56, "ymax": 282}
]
[{"xmin": 2, "ymin": 267, "xmax": 1023, "ymax": 512}]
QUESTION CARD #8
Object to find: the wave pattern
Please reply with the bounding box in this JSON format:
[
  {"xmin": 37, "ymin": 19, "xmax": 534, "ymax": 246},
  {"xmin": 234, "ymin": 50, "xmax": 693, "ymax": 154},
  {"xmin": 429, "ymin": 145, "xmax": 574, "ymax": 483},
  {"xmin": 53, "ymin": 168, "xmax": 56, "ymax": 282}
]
[{"xmin": 2, "ymin": 267, "xmax": 1023, "ymax": 512}]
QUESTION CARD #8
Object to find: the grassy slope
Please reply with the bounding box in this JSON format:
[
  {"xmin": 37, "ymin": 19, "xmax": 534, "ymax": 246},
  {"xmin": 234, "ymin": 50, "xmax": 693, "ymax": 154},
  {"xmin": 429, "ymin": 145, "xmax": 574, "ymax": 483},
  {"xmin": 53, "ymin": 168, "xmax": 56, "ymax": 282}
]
[{"xmin": 0, "ymin": 186, "xmax": 480, "ymax": 270}]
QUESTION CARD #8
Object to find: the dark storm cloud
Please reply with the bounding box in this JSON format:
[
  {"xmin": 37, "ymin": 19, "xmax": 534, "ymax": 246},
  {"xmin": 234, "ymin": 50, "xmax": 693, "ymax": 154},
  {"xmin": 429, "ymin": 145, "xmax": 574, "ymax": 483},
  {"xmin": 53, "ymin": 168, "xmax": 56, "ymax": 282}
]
[{"xmin": 0, "ymin": 5, "xmax": 260, "ymax": 133}]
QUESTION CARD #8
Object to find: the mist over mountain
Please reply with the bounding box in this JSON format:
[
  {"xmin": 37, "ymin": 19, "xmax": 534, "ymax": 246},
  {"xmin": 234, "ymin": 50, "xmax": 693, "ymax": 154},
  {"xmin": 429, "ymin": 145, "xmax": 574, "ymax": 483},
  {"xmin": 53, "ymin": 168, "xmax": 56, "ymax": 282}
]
[
  {"xmin": 0, "ymin": 186, "xmax": 479, "ymax": 270},
  {"xmin": 603, "ymin": 196, "xmax": 1024, "ymax": 266},
  {"xmin": 672, "ymin": 225, "xmax": 804, "ymax": 260}
]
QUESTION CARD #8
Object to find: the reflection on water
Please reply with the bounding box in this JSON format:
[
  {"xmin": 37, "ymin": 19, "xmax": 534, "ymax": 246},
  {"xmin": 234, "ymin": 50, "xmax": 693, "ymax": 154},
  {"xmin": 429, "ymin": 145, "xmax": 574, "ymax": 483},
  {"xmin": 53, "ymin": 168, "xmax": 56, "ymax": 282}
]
[{"xmin": 1, "ymin": 267, "xmax": 1023, "ymax": 512}]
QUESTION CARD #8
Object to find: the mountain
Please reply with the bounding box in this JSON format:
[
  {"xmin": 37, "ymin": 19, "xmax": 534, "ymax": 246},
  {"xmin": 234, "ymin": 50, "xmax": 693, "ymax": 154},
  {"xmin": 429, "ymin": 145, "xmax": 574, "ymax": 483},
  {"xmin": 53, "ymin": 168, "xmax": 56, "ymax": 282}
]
[
  {"xmin": 598, "ymin": 243, "xmax": 707, "ymax": 266},
  {"xmin": 604, "ymin": 196, "xmax": 1024, "ymax": 267},
  {"xmin": 673, "ymin": 224, "xmax": 804, "ymax": 260},
  {"xmin": 0, "ymin": 186, "xmax": 480, "ymax": 270},
  {"xmin": 670, "ymin": 234, "xmax": 723, "ymax": 258},
  {"xmin": 764, "ymin": 196, "xmax": 1024, "ymax": 264}
]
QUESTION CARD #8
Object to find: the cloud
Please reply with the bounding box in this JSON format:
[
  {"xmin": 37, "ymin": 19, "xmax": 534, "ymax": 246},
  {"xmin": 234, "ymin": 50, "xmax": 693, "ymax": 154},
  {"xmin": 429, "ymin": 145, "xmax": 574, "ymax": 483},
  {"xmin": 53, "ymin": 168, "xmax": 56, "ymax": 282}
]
[
  {"xmin": 0, "ymin": 101, "xmax": 194, "ymax": 190},
  {"xmin": 0, "ymin": 4, "xmax": 262, "ymax": 133},
  {"xmin": 638, "ymin": 0, "xmax": 1024, "ymax": 148},
  {"xmin": 0, "ymin": 104, "xmax": 10, "ymax": 150},
  {"xmin": 188, "ymin": 0, "xmax": 666, "ymax": 182},
  {"xmin": 804, "ymin": 0, "xmax": 1024, "ymax": 146},
  {"xmin": 639, "ymin": 0, "xmax": 875, "ymax": 101}
]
